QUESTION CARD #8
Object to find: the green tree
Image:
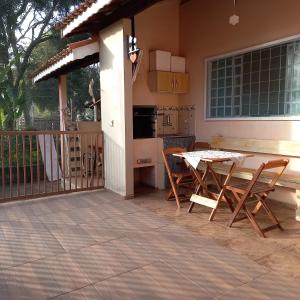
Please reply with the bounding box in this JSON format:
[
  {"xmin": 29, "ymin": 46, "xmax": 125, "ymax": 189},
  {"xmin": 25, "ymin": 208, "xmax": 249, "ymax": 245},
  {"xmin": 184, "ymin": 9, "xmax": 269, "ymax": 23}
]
[
  {"xmin": 28, "ymin": 32, "xmax": 99, "ymax": 121},
  {"xmin": 0, "ymin": 0, "xmax": 81, "ymax": 129},
  {"xmin": 0, "ymin": 59, "xmax": 26, "ymax": 129}
]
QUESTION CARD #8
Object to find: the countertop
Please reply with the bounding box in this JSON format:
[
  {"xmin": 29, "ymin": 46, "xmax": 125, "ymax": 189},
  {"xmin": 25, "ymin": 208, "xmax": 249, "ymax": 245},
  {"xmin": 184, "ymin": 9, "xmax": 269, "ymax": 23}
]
[{"xmin": 157, "ymin": 134, "xmax": 195, "ymax": 139}]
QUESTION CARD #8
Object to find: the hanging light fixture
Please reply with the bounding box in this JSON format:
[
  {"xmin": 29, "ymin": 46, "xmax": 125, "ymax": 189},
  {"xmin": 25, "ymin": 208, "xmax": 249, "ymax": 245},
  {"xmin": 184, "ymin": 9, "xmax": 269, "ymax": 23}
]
[{"xmin": 229, "ymin": 0, "xmax": 239, "ymax": 26}]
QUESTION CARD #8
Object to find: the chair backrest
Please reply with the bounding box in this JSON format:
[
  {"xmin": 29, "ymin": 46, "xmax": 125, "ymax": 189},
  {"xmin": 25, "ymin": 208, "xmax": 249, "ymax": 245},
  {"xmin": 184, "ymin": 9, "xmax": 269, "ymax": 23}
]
[
  {"xmin": 162, "ymin": 147, "xmax": 187, "ymax": 176},
  {"xmin": 190, "ymin": 141, "xmax": 211, "ymax": 151},
  {"xmin": 263, "ymin": 159, "xmax": 289, "ymax": 186},
  {"xmin": 247, "ymin": 159, "xmax": 289, "ymax": 193}
]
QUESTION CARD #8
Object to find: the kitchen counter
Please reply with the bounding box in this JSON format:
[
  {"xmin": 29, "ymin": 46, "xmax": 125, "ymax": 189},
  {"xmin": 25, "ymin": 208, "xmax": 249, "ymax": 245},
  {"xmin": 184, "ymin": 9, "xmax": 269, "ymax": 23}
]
[
  {"xmin": 157, "ymin": 134, "xmax": 195, "ymax": 139},
  {"xmin": 132, "ymin": 135, "xmax": 195, "ymax": 190}
]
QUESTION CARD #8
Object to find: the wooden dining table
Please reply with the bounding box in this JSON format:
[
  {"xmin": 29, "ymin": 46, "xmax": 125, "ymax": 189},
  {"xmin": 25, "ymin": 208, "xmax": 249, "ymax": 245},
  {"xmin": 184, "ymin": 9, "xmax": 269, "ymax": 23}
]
[{"xmin": 174, "ymin": 150, "xmax": 253, "ymax": 221}]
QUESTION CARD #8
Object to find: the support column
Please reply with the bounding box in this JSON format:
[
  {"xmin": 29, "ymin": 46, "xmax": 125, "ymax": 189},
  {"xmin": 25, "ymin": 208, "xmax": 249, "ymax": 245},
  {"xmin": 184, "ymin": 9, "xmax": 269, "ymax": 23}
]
[
  {"xmin": 58, "ymin": 75, "xmax": 68, "ymax": 177},
  {"xmin": 99, "ymin": 19, "xmax": 134, "ymax": 198},
  {"xmin": 58, "ymin": 75, "xmax": 67, "ymax": 131}
]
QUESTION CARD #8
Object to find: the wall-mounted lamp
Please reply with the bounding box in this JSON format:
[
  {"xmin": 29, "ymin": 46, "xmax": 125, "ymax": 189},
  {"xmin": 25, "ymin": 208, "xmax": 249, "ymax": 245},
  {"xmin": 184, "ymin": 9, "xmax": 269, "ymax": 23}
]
[
  {"xmin": 128, "ymin": 16, "xmax": 140, "ymax": 63},
  {"xmin": 128, "ymin": 16, "xmax": 143, "ymax": 83},
  {"xmin": 128, "ymin": 35, "xmax": 140, "ymax": 63}
]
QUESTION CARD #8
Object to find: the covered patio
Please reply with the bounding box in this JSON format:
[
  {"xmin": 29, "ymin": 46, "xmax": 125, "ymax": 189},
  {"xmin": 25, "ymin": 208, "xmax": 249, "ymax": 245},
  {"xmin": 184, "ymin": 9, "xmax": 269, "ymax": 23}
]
[
  {"xmin": 0, "ymin": 189, "xmax": 299, "ymax": 299},
  {"xmin": 2, "ymin": 0, "xmax": 300, "ymax": 298}
]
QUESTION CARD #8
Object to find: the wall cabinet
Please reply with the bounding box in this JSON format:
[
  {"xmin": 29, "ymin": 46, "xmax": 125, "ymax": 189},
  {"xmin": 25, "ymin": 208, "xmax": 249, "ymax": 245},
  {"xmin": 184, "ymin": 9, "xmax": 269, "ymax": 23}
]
[
  {"xmin": 173, "ymin": 72, "xmax": 189, "ymax": 94},
  {"xmin": 148, "ymin": 71, "xmax": 173, "ymax": 93},
  {"xmin": 148, "ymin": 71, "xmax": 189, "ymax": 94},
  {"xmin": 149, "ymin": 50, "xmax": 171, "ymax": 72},
  {"xmin": 171, "ymin": 56, "xmax": 186, "ymax": 72}
]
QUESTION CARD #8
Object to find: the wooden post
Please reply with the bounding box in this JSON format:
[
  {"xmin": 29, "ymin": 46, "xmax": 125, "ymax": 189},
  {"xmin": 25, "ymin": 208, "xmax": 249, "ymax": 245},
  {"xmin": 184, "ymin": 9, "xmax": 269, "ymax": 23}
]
[
  {"xmin": 58, "ymin": 75, "xmax": 67, "ymax": 131},
  {"xmin": 58, "ymin": 75, "xmax": 68, "ymax": 179}
]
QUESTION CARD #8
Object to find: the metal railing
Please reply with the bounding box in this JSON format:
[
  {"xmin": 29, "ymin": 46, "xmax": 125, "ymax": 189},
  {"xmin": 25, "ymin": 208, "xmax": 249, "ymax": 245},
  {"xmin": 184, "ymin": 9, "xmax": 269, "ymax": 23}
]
[{"xmin": 0, "ymin": 130, "xmax": 104, "ymax": 202}]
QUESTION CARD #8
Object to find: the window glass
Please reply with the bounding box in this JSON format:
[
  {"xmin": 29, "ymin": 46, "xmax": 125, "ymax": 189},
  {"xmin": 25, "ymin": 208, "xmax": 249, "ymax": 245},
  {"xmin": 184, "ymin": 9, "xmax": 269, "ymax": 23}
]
[{"xmin": 207, "ymin": 39, "xmax": 300, "ymax": 118}]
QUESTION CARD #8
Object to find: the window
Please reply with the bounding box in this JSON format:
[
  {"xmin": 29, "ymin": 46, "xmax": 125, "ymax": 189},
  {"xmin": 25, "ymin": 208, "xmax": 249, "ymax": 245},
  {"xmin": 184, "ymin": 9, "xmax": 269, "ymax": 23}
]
[{"xmin": 207, "ymin": 39, "xmax": 300, "ymax": 118}]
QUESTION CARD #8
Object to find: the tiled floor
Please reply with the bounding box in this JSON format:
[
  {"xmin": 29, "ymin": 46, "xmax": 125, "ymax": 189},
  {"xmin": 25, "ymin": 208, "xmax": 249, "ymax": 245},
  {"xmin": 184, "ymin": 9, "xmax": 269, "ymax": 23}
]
[
  {"xmin": 132, "ymin": 187, "xmax": 300, "ymax": 282},
  {"xmin": 0, "ymin": 189, "xmax": 299, "ymax": 299}
]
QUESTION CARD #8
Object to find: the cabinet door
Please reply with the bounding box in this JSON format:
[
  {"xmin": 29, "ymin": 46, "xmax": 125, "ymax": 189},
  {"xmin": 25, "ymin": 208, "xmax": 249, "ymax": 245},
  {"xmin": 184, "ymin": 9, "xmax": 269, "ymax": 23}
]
[
  {"xmin": 173, "ymin": 73, "xmax": 189, "ymax": 94},
  {"xmin": 157, "ymin": 71, "xmax": 173, "ymax": 92},
  {"xmin": 149, "ymin": 71, "xmax": 172, "ymax": 93}
]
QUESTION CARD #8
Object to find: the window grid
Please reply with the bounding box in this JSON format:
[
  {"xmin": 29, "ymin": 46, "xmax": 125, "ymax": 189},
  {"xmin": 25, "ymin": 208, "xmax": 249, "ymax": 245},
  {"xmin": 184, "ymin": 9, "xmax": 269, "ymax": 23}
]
[{"xmin": 207, "ymin": 40, "xmax": 300, "ymax": 118}]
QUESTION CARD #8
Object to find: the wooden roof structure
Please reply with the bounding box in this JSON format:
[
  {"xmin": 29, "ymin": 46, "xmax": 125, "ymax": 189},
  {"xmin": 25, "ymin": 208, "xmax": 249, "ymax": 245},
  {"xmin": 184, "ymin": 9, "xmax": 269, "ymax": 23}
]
[
  {"xmin": 32, "ymin": 38, "xmax": 99, "ymax": 83},
  {"xmin": 32, "ymin": 0, "xmax": 161, "ymax": 82},
  {"xmin": 56, "ymin": 0, "xmax": 161, "ymax": 37}
]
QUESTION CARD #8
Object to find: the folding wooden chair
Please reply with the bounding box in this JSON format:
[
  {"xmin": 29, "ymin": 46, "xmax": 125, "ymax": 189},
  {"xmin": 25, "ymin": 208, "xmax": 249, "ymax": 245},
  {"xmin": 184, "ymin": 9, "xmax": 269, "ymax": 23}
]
[
  {"xmin": 224, "ymin": 159, "xmax": 289, "ymax": 237},
  {"xmin": 162, "ymin": 147, "xmax": 194, "ymax": 208}
]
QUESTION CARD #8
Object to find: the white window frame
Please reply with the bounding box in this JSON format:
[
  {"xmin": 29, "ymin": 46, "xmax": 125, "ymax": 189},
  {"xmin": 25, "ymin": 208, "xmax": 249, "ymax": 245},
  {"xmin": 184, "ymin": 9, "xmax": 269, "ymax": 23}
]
[{"xmin": 204, "ymin": 33, "xmax": 300, "ymax": 121}]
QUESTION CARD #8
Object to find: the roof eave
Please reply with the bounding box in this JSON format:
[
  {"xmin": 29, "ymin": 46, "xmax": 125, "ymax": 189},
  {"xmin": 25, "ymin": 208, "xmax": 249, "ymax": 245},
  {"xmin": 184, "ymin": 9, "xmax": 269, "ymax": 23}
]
[
  {"xmin": 33, "ymin": 41, "xmax": 99, "ymax": 83},
  {"xmin": 59, "ymin": 0, "xmax": 162, "ymax": 38},
  {"xmin": 62, "ymin": 0, "xmax": 112, "ymax": 38}
]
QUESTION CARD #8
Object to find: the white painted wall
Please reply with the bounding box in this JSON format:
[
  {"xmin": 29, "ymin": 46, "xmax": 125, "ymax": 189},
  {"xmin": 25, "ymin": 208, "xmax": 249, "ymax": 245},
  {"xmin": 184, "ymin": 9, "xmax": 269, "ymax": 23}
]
[{"xmin": 99, "ymin": 19, "xmax": 134, "ymax": 198}]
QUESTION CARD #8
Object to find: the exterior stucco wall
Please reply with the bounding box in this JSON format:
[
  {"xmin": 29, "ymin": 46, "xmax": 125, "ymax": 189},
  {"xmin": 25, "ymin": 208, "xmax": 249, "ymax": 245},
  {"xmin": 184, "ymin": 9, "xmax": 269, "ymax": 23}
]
[
  {"xmin": 179, "ymin": 0, "xmax": 300, "ymax": 207},
  {"xmin": 133, "ymin": 0, "xmax": 180, "ymax": 106}
]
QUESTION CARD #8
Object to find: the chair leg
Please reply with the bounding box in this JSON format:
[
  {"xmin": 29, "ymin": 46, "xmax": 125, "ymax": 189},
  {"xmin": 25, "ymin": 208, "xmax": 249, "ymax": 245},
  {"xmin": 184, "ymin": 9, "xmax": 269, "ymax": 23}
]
[
  {"xmin": 229, "ymin": 192, "xmax": 282, "ymax": 237},
  {"xmin": 225, "ymin": 196, "xmax": 235, "ymax": 213},
  {"xmin": 251, "ymin": 202, "xmax": 262, "ymax": 215},
  {"xmin": 188, "ymin": 201, "xmax": 195, "ymax": 213},
  {"xmin": 209, "ymin": 187, "xmax": 226, "ymax": 221},
  {"xmin": 208, "ymin": 162, "xmax": 235, "ymax": 214},
  {"xmin": 188, "ymin": 172, "xmax": 202, "ymax": 214},
  {"xmin": 228, "ymin": 193, "xmax": 245, "ymax": 227},
  {"xmin": 209, "ymin": 203, "xmax": 219, "ymax": 221},
  {"xmin": 169, "ymin": 177, "xmax": 181, "ymax": 209},
  {"xmin": 243, "ymin": 205, "xmax": 266, "ymax": 238},
  {"xmin": 257, "ymin": 195, "xmax": 283, "ymax": 231},
  {"xmin": 166, "ymin": 189, "xmax": 174, "ymax": 200}
]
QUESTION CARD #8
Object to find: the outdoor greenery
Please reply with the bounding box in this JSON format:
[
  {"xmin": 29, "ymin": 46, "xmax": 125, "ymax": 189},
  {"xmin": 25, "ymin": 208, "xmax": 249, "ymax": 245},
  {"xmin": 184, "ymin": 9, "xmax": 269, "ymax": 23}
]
[
  {"xmin": 0, "ymin": 0, "xmax": 100, "ymax": 130},
  {"xmin": 0, "ymin": 135, "xmax": 39, "ymax": 168}
]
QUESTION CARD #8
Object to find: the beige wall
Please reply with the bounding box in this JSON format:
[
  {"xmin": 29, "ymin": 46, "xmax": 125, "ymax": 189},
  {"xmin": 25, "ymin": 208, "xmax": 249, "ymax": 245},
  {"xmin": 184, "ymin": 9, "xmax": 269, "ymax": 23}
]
[
  {"xmin": 133, "ymin": 0, "xmax": 180, "ymax": 106},
  {"xmin": 179, "ymin": 0, "xmax": 300, "ymax": 206},
  {"xmin": 180, "ymin": 0, "xmax": 300, "ymax": 142},
  {"xmin": 99, "ymin": 20, "xmax": 134, "ymax": 197}
]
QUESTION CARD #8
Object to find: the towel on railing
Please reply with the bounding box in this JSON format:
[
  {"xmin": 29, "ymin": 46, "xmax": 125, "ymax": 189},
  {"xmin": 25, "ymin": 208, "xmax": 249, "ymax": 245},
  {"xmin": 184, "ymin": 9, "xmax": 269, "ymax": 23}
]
[{"xmin": 38, "ymin": 135, "xmax": 62, "ymax": 181}]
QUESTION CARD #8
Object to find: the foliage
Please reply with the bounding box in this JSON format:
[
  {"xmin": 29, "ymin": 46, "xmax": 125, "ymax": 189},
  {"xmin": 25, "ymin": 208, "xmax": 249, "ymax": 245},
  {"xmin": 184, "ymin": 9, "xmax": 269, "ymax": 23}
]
[
  {"xmin": 0, "ymin": 0, "xmax": 82, "ymax": 129},
  {"xmin": 0, "ymin": 134, "xmax": 39, "ymax": 168},
  {"xmin": 28, "ymin": 32, "xmax": 99, "ymax": 118},
  {"xmin": 67, "ymin": 64, "xmax": 100, "ymax": 120},
  {"xmin": 0, "ymin": 58, "xmax": 26, "ymax": 129}
]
